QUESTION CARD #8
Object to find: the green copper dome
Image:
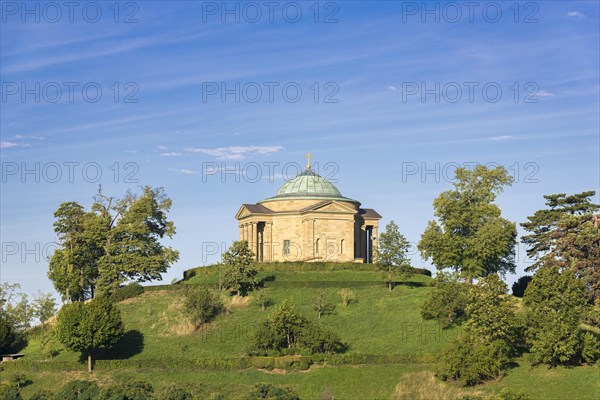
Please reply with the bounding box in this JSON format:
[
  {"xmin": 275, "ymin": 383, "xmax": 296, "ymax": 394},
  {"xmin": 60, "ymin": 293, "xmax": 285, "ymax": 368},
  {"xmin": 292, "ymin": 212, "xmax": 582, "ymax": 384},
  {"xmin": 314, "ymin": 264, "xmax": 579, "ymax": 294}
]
[
  {"xmin": 261, "ymin": 169, "xmax": 359, "ymax": 204},
  {"xmin": 276, "ymin": 169, "xmax": 342, "ymax": 197}
]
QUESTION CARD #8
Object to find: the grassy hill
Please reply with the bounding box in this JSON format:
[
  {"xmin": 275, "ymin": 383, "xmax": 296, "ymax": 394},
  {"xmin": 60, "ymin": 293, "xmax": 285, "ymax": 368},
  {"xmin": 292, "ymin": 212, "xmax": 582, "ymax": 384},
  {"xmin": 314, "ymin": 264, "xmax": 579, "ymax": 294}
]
[{"xmin": 2, "ymin": 264, "xmax": 599, "ymax": 399}]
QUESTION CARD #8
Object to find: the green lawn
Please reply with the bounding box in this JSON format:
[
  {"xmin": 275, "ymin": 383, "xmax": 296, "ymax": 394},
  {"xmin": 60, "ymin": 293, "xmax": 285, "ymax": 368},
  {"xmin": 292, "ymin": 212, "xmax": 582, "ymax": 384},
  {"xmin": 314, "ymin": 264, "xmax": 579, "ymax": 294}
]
[{"xmin": 3, "ymin": 267, "xmax": 599, "ymax": 400}]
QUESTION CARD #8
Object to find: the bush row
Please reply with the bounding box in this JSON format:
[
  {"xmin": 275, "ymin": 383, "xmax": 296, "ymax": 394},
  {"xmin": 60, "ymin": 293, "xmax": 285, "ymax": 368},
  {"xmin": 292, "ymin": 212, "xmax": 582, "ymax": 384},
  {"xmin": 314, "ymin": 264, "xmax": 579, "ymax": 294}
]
[
  {"xmin": 0, "ymin": 353, "xmax": 436, "ymax": 373},
  {"xmin": 183, "ymin": 262, "xmax": 431, "ymax": 281}
]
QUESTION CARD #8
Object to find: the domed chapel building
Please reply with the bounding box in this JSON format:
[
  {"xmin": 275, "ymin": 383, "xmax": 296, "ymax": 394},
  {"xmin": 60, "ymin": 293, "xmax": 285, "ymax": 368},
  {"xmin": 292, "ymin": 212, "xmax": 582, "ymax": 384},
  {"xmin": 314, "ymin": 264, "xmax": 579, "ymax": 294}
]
[{"xmin": 235, "ymin": 156, "xmax": 381, "ymax": 263}]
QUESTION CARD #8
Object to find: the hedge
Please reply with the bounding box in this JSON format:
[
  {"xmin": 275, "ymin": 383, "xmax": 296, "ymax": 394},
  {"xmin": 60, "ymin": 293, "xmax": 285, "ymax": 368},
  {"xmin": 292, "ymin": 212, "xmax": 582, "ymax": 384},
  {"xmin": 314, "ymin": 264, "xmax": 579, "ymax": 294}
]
[
  {"xmin": 0, "ymin": 353, "xmax": 435, "ymax": 373},
  {"xmin": 183, "ymin": 262, "xmax": 431, "ymax": 281}
]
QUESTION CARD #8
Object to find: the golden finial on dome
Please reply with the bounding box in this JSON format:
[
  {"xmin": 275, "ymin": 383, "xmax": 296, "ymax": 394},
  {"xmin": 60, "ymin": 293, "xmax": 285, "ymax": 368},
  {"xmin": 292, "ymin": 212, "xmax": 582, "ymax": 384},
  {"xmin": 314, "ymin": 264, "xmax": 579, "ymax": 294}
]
[{"xmin": 306, "ymin": 152, "xmax": 311, "ymax": 170}]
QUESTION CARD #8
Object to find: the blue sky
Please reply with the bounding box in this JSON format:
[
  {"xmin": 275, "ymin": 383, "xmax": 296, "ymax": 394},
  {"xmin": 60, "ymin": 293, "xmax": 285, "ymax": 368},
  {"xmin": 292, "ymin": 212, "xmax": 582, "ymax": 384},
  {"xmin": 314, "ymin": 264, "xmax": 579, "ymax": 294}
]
[{"xmin": 1, "ymin": 1, "xmax": 599, "ymax": 297}]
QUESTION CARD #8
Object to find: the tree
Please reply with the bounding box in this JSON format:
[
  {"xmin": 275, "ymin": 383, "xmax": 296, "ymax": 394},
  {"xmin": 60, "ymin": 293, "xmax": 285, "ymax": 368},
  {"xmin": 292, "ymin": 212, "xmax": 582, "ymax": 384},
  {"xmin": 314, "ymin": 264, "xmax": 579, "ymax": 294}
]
[
  {"xmin": 521, "ymin": 191, "xmax": 598, "ymax": 271},
  {"xmin": 0, "ymin": 283, "xmax": 33, "ymax": 333},
  {"xmin": 222, "ymin": 241, "xmax": 258, "ymax": 296},
  {"xmin": 55, "ymin": 297, "xmax": 124, "ymax": 372},
  {"xmin": 420, "ymin": 272, "xmax": 469, "ymax": 328},
  {"xmin": 245, "ymin": 384, "xmax": 300, "ymax": 400},
  {"xmin": 524, "ymin": 265, "xmax": 587, "ymax": 366},
  {"xmin": 464, "ymin": 274, "xmax": 520, "ymax": 351},
  {"xmin": 32, "ymin": 292, "xmax": 57, "ymax": 325},
  {"xmin": 48, "ymin": 202, "xmax": 102, "ymax": 302},
  {"xmin": 418, "ymin": 165, "xmax": 517, "ymax": 282},
  {"xmin": 311, "ymin": 291, "xmax": 335, "ymax": 318},
  {"xmin": 436, "ymin": 274, "xmax": 521, "ymax": 386},
  {"xmin": 256, "ymin": 291, "xmax": 273, "ymax": 311},
  {"xmin": 0, "ymin": 311, "xmax": 16, "ymax": 353},
  {"xmin": 55, "ymin": 380, "xmax": 99, "ymax": 400},
  {"xmin": 377, "ymin": 221, "xmax": 412, "ymax": 290},
  {"xmin": 184, "ymin": 286, "xmax": 223, "ymax": 327},
  {"xmin": 511, "ymin": 276, "xmax": 532, "ymax": 298},
  {"xmin": 49, "ymin": 187, "xmax": 179, "ymax": 299}
]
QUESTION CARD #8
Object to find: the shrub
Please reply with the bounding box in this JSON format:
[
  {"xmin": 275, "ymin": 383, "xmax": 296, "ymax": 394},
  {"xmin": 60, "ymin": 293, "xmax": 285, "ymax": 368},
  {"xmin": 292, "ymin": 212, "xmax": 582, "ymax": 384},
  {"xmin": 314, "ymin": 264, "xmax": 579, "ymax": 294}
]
[
  {"xmin": 0, "ymin": 384, "xmax": 22, "ymax": 400},
  {"xmin": 153, "ymin": 385, "xmax": 192, "ymax": 400},
  {"xmin": 98, "ymin": 378, "xmax": 153, "ymax": 400},
  {"xmin": 244, "ymin": 384, "xmax": 300, "ymax": 400},
  {"xmin": 55, "ymin": 380, "xmax": 99, "ymax": 400},
  {"xmin": 110, "ymin": 282, "xmax": 144, "ymax": 303},
  {"xmin": 338, "ymin": 288, "xmax": 355, "ymax": 307},
  {"xmin": 524, "ymin": 266, "xmax": 587, "ymax": 366},
  {"xmin": 511, "ymin": 276, "xmax": 532, "ymax": 298},
  {"xmin": 436, "ymin": 336, "xmax": 511, "ymax": 386},
  {"xmin": 420, "ymin": 272, "xmax": 468, "ymax": 328},
  {"xmin": 492, "ymin": 388, "xmax": 531, "ymax": 400},
  {"xmin": 256, "ymin": 291, "xmax": 273, "ymax": 311},
  {"xmin": 581, "ymin": 331, "xmax": 600, "ymax": 365},
  {"xmin": 184, "ymin": 286, "xmax": 223, "ymax": 327},
  {"xmin": 254, "ymin": 300, "xmax": 346, "ymax": 354},
  {"xmin": 29, "ymin": 390, "xmax": 54, "ymax": 400}
]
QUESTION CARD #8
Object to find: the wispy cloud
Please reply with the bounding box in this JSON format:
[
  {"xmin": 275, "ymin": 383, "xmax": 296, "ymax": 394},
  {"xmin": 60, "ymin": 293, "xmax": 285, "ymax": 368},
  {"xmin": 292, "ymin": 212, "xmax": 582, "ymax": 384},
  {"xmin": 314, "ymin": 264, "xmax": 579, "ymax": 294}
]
[
  {"xmin": 567, "ymin": 11, "xmax": 588, "ymax": 20},
  {"xmin": 161, "ymin": 152, "xmax": 183, "ymax": 157},
  {"xmin": 168, "ymin": 168, "xmax": 197, "ymax": 175},
  {"xmin": 184, "ymin": 145, "xmax": 283, "ymax": 160},
  {"xmin": 387, "ymin": 85, "xmax": 397, "ymax": 91},
  {"xmin": 0, "ymin": 141, "xmax": 30, "ymax": 149},
  {"xmin": 535, "ymin": 90, "xmax": 555, "ymax": 97},
  {"xmin": 488, "ymin": 135, "xmax": 515, "ymax": 141},
  {"xmin": 157, "ymin": 145, "xmax": 168, "ymax": 150}
]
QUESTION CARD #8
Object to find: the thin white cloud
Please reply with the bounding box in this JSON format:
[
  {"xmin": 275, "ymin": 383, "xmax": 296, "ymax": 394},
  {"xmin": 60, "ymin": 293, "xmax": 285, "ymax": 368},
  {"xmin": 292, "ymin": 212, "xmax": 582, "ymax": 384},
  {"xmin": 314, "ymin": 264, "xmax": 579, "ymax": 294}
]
[
  {"xmin": 567, "ymin": 11, "xmax": 587, "ymax": 20},
  {"xmin": 388, "ymin": 85, "xmax": 397, "ymax": 91},
  {"xmin": 157, "ymin": 145, "xmax": 168, "ymax": 150},
  {"xmin": 0, "ymin": 141, "xmax": 30, "ymax": 149},
  {"xmin": 535, "ymin": 90, "xmax": 555, "ymax": 97},
  {"xmin": 168, "ymin": 168, "xmax": 197, "ymax": 175},
  {"xmin": 161, "ymin": 152, "xmax": 183, "ymax": 157},
  {"xmin": 184, "ymin": 145, "xmax": 283, "ymax": 160},
  {"xmin": 488, "ymin": 135, "xmax": 515, "ymax": 141},
  {"xmin": 14, "ymin": 134, "xmax": 25, "ymax": 139}
]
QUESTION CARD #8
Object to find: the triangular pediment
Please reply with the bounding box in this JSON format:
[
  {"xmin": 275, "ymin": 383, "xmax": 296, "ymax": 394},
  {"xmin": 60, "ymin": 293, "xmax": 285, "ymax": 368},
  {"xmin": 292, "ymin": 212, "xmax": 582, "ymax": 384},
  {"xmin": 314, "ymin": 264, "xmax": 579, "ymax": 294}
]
[
  {"xmin": 235, "ymin": 204, "xmax": 274, "ymax": 220},
  {"xmin": 300, "ymin": 200, "xmax": 356, "ymax": 214}
]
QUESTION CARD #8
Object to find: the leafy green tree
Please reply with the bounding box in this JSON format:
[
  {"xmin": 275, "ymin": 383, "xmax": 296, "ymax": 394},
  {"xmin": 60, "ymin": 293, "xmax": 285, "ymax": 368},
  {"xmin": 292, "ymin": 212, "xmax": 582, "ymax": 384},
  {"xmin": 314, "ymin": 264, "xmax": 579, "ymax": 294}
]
[
  {"xmin": 256, "ymin": 300, "xmax": 307, "ymax": 350},
  {"xmin": 254, "ymin": 300, "xmax": 345, "ymax": 354},
  {"xmin": 418, "ymin": 165, "xmax": 517, "ymax": 282},
  {"xmin": 184, "ymin": 286, "xmax": 223, "ymax": 327},
  {"xmin": 55, "ymin": 380, "xmax": 99, "ymax": 400},
  {"xmin": 32, "ymin": 292, "xmax": 57, "ymax": 325},
  {"xmin": 465, "ymin": 274, "xmax": 520, "ymax": 351},
  {"xmin": 50, "ymin": 188, "xmax": 179, "ymax": 299},
  {"xmin": 436, "ymin": 274, "xmax": 521, "ymax": 386},
  {"xmin": 524, "ymin": 265, "xmax": 587, "ymax": 366},
  {"xmin": 0, "ymin": 311, "xmax": 16, "ymax": 353},
  {"xmin": 581, "ymin": 331, "xmax": 600, "ymax": 365},
  {"xmin": 420, "ymin": 272, "xmax": 469, "ymax": 328},
  {"xmin": 511, "ymin": 276, "xmax": 532, "ymax": 298},
  {"xmin": 222, "ymin": 241, "xmax": 258, "ymax": 296},
  {"xmin": 48, "ymin": 201, "xmax": 104, "ymax": 302},
  {"xmin": 0, "ymin": 384, "xmax": 22, "ymax": 400},
  {"xmin": 377, "ymin": 220, "xmax": 412, "ymax": 290},
  {"xmin": 0, "ymin": 283, "xmax": 33, "ymax": 333},
  {"xmin": 521, "ymin": 191, "xmax": 598, "ymax": 271},
  {"xmin": 55, "ymin": 297, "xmax": 124, "ymax": 372},
  {"xmin": 311, "ymin": 291, "xmax": 335, "ymax": 318}
]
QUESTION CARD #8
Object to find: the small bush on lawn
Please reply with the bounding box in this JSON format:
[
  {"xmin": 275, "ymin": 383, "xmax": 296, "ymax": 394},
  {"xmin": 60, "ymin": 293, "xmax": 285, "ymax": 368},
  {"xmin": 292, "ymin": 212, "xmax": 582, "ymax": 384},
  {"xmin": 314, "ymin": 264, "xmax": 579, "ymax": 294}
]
[
  {"xmin": 436, "ymin": 336, "xmax": 511, "ymax": 386},
  {"xmin": 98, "ymin": 378, "xmax": 153, "ymax": 400},
  {"xmin": 56, "ymin": 380, "xmax": 99, "ymax": 400},
  {"xmin": 153, "ymin": 385, "xmax": 192, "ymax": 400},
  {"xmin": 244, "ymin": 384, "xmax": 300, "ymax": 400},
  {"xmin": 184, "ymin": 286, "xmax": 224, "ymax": 328}
]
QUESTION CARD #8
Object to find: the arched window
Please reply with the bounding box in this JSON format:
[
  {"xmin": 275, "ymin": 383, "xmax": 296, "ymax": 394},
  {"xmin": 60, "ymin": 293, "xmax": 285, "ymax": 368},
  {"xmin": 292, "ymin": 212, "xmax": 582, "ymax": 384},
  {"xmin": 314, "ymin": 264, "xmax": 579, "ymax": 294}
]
[
  {"xmin": 315, "ymin": 238, "xmax": 320, "ymax": 254},
  {"xmin": 340, "ymin": 239, "xmax": 344, "ymax": 254}
]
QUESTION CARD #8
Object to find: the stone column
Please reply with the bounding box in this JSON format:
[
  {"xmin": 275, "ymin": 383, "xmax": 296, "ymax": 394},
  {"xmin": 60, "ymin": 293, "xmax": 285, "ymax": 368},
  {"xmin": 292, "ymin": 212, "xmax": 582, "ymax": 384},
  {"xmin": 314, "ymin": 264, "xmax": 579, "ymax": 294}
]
[
  {"xmin": 372, "ymin": 225, "xmax": 379, "ymax": 263},
  {"xmin": 250, "ymin": 222, "xmax": 255, "ymax": 258}
]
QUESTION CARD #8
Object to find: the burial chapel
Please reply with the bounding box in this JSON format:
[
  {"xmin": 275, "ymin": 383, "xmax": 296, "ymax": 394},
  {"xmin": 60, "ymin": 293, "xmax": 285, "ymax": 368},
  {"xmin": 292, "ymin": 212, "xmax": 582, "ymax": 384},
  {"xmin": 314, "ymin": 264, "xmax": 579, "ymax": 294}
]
[{"xmin": 235, "ymin": 155, "xmax": 381, "ymax": 263}]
